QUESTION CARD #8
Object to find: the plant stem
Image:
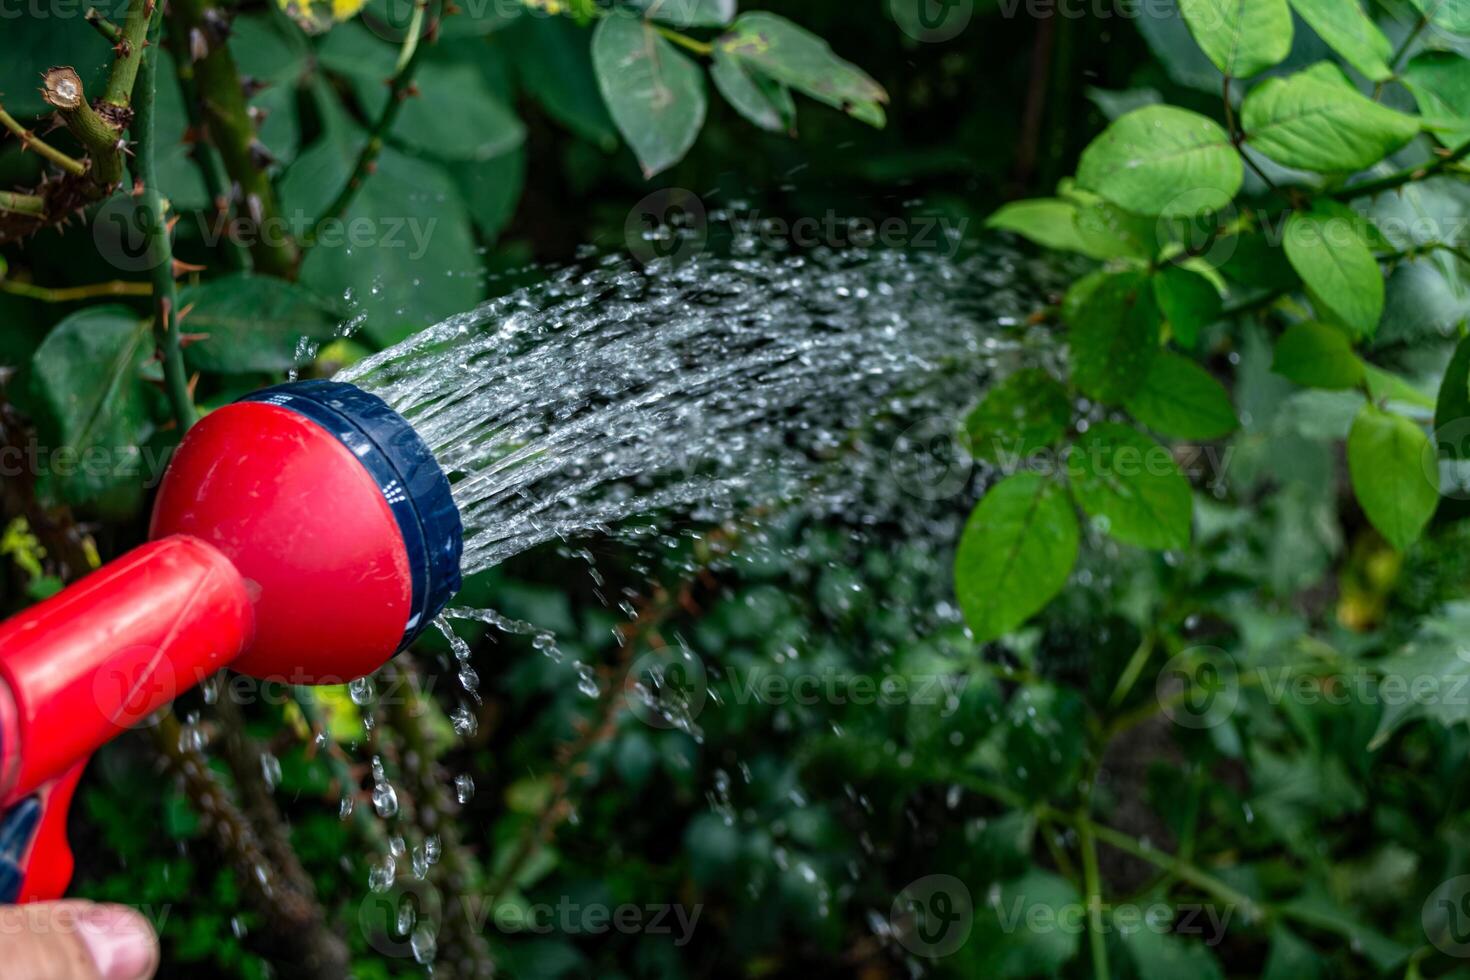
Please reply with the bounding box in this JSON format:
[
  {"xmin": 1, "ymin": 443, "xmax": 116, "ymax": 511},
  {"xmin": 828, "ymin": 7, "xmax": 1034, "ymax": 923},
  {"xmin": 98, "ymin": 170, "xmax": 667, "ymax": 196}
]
[
  {"xmin": 85, "ymin": 6, "xmax": 124, "ymax": 46},
  {"xmin": 1333, "ymin": 139, "xmax": 1470, "ymax": 201},
  {"xmin": 166, "ymin": 0, "xmax": 298, "ymax": 276},
  {"xmin": 656, "ymin": 25, "xmax": 713, "ymax": 56},
  {"xmin": 1107, "ymin": 632, "xmax": 1155, "ymax": 711},
  {"xmin": 133, "ymin": 7, "xmax": 196, "ymax": 432},
  {"xmin": 0, "ymin": 106, "xmax": 88, "ymax": 177},
  {"xmin": 302, "ymin": 2, "xmax": 432, "ymax": 249},
  {"xmin": 170, "ymin": 37, "xmax": 251, "ymax": 271},
  {"xmin": 1389, "ymin": 14, "xmax": 1430, "ymax": 77},
  {"xmin": 102, "ymin": 0, "xmax": 156, "ymax": 109},
  {"xmin": 0, "ymin": 278, "xmax": 150, "ymax": 302},
  {"xmin": 0, "ymin": 191, "xmax": 46, "ymax": 216},
  {"xmin": 1078, "ymin": 815, "xmax": 1111, "ymax": 980}
]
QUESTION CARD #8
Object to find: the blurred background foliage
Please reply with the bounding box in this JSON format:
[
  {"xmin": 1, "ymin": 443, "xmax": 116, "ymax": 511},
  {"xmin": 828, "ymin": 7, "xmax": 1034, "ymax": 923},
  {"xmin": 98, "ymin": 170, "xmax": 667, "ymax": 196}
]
[{"xmin": 4, "ymin": 0, "xmax": 1470, "ymax": 978}]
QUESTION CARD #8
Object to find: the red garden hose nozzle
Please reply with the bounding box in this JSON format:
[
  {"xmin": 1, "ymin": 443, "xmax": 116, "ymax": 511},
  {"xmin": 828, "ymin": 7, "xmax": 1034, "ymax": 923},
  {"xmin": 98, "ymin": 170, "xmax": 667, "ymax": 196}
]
[{"xmin": 0, "ymin": 380, "xmax": 462, "ymax": 903}]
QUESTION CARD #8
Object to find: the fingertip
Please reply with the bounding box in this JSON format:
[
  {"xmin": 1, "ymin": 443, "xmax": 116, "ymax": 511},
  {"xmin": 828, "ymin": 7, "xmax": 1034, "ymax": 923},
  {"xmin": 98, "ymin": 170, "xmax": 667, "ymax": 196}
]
[{"xmin": 75, "ymin": 903, "xmax": 159, "ymax": 980}]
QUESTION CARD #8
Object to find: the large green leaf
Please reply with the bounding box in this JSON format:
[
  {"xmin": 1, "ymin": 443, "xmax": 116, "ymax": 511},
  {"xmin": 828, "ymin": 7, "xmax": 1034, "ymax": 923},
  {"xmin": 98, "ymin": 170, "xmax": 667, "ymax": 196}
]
[
  {"xmin": 1153, "ymin": 264, "xmax": 1222, "ymax": 348},
  {"xmin": 282, "ymin": 83, "xmax": 483, "ymax": 346},
  {"xmin": 1411, "ymin": 0, "xmax": 1470, "ymax": 36},
  {"xmin": 1179, "ymin": 0, "xmax": 1293, "ymax": 78},
  {"xmin": 710, "ymin": 49, "xmax": 796, "ymax": 135},
  {"xmin": 1286, "ymin": 0, "xmax": 1393, "ymax": 81},
  {"xmin": 1120, "ymin": 921, "xmax": 1227, "ymax": 980},
  {"xmin": 1271, "ymin": 321, "xmax": 1365, "ymax": 389},
  {"xmin": 1346, "ymin": 404, "xmax": 1437, "ymax": 550},
  {"xmin": 1068, "ymin": 270, "xmax": 1162, "ymax": 405},
  {"xmin": 451, "ymin": 146, "xmax": 527, "ymax": 241},
  {"xmin": 717, "ymin": 12, "xmax": 888, "ymax": 128},
  {"xmin": 965, "ymin": 368, "xmax": 1072, "ymax": 464},
  {"xmin": 502, "ymin": 16, "xmax": 618, "ymax": 148},
  {"xmin": 1125, "ymin": 350, "xmax": 1239, "ymax": 439},
  {"xmin": 319, "ymin": 25, "xmax": 525, "ymax": 161},
  {"xmin": 592, "ymin": 14, "xmax": 708, "ymax": 177},
  {"xmin": 1242, "ymin": 63, "xmax": 1420, "ymax": 172},
  {"xmin": 178, "ymin": 274, "xmax": 344, "ymax": 373},
  {"xmin": 1282, "ymin": 205, "xmax": 1384, "ymax": 337},
  {"xmin": 1402, "ymin": 52, "xmax": 1470, "ymax": 148},
  {"xmin": 30, "ymin": 306, "xmax": 156, "ymax": 509},
  {"xmin": 1076, "ymin": 106, "xmax": 1242, "ymax": 217},
  {"xmin": 1069, "ymin": 423, "xmax": 1193, "ymax": 550},
  {"xmin": 954, "ymin": 474, "xmax": 1079, "ymax": 642}
]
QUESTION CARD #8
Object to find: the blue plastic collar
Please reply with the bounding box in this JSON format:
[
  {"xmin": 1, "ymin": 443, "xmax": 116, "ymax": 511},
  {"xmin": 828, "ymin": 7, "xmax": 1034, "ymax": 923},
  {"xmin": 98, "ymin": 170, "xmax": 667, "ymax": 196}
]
[{"xmin": 239, "ymin": 380, "xmax": 463, "ymax": 650}]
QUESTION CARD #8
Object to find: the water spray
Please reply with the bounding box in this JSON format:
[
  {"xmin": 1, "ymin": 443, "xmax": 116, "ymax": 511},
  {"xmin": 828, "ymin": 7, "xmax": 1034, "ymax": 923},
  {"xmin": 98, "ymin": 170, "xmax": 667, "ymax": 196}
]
[{"xmin": 0, "ymin": 381, "xmax": 463, "ymax": 903}]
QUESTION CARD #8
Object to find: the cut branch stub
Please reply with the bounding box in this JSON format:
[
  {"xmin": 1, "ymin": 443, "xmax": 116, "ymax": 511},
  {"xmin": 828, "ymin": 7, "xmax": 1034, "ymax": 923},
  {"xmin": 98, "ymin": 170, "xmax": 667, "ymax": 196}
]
[{"xmin": 41, "ymin": 66, "xmax": 127, "ymax": 189}]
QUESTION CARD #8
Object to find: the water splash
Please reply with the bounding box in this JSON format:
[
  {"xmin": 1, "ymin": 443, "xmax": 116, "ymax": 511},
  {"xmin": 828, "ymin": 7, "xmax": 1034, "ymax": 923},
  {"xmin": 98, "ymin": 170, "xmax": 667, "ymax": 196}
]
[{"xmin": 342, "ymin": 247, "xmax": 1055, "ymax": 576}]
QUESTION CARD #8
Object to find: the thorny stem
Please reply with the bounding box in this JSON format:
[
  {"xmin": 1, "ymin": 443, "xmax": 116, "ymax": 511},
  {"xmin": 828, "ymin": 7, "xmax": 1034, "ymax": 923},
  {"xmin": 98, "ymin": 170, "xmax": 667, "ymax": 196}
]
[
  {"xmin": 102, "ymin": 0, "xmax": 157, "ymax": 109},
  {"xmin": 170, "ymin": 37, "xmax": 251, "ymax": 271},
  {"xmin": 302, "ymin": 1, "xmax": 433, "ymax": 249},
  {"xmin": 85, "ymin": 6, "xmax": 125, "ymax": 46},
  {"xmin": 166, "ymin": 0, "xmax": 299, "ymax": 276},
  {"xmin": 132, "ymin": 8, "xmax": 196, "ymax": 433},
  {"xmin": 0, "ymin": 106, "xmax": 87, "ymax": 177}
]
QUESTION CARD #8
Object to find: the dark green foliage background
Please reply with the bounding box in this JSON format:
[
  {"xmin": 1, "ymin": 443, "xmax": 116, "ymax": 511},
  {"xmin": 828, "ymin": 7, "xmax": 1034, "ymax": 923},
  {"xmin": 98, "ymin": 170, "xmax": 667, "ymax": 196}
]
[{"xmin": 4, "ymin": 0, "xmax": 1470, "ymax": 978}]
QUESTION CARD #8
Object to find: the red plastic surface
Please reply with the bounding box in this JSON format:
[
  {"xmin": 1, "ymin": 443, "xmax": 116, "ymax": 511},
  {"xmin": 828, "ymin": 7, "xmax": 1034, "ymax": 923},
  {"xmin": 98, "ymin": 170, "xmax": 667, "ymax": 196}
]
[
  {"xmin": 0, "ymin": 536, "xmax": 253, "ymax": 805},
  {"xmin": 151, "ymin": 401, "xmax": 413, "ymax": 682},
  {"xmin": 16, "ymin": 763, "xmax": 85, "ymax": 903}
]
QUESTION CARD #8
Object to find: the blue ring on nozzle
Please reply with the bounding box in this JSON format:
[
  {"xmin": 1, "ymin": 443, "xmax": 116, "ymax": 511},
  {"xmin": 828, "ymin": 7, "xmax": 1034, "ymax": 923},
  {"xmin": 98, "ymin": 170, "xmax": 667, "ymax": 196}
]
[{"xmin": 238, "ymin": 380, "xmax": 463, "ymax": 650}]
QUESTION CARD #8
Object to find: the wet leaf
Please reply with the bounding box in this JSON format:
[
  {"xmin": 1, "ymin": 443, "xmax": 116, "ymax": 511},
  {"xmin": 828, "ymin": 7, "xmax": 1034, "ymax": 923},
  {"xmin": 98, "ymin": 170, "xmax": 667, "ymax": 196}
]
[
  {"xmin": 1346, "ymin": 404, "xmax": 1436, "ymax": 550},
  {"xmin": 1069, "ymin": 422, "xmax": 1193, "ymax": 549},
  {"xmin": 593, "ymin": 13, "xmax": 708, "ymax": 176}
]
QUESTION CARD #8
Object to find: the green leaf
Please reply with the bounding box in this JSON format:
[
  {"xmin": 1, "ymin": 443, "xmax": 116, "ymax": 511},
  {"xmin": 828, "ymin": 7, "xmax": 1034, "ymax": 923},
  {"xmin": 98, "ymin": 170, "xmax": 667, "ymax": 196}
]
[
  {"xmin": 178, "ymin": 274, "xmax": 343, "ymax": 374},
  {"xmin": 1283, "ymin": 205, "xmax": 1384, "ymax": 337},
  {"xmin": 1363, "ymin": 364, "xmax": 1435, "ymax": 410},
  {"xmin": 1074, "ymin": 200, "xmax": 1159, "ymax": 260},
  {"xmin": 1271, "ymin": 321, "xmax": 1365, "ymax": 388},
  {"xmin": 1068, "ymin": 270, "xmax": 1162, "ymax": 405},
  {"xmin": 634, "ymin": 0, "xmax": 735, "ymax": 27},
  {"xmin": 1120, "ymin": 921, "xmax": 1226, "ymax": 980},
  {"xmin": 1434, "ymin": 332, "xmax": 1470, "ymax": 460},
  {"xmin": 283, "ymin": 83, "xmax": 484, "ymax": 347},
  {"xmin": 1153, "ymin": 265, "xmax": 1222, "ymax": 348},
  {"xmin": 965, "ymin": 368, "xmax": 1072, "ymax": 464},
  {"xmin": 1069, "ymin": 422, "xmax": 1193, "ymax": 549},
  {"xmin": 954, "ymin": 474, "xmax": 1079, "ymax": 644},
  {"xmin": 593, "ymin": 14, "xmax": 708, "ymax": 177},
  {"xmin": 1411, "ymin": 0, "xmax": 1470, "ymax": 36},
  {"xmin": 1346, "ymin": 404, "xmax": 1437, "ymax": 550},
  {"xmin": 1262, "ymin": 928, "xmax": 1323, "ymax": 980},
  {"xmin": 718, "ymin": 12, "xmax": 888, "ymax": 128},
  {"xmin": 1277, "ymin": 890, "xmax": 1412, "ymax": 971},
  {"xmin": 986, "ymin": 199, "xmax": 1089, "ymax": 253},
  {"xmin": 1370, "ymin": 603, "xmax": 1470, "ymax": 748},
  {"xmin": 503, "ymin": 16, "xmax": 618, "ymax": 148},
  {"xmin": 450, "ymin": 146, "xmax": 527, "ymax": 241},
  {"xmin": 1402, "ymin": 52, "xmax": 1470, "ymax": 147},
  {"xmin": 961, "ymin": 870, "xmax": 1081, "ymax": 978},
  {"xmin": 1286, "ymin": 0, "xmax": 1393, "ymax": 81},
  {"xmin": 710, "ymin": 49, "xmax": 796, "ymax": 134},
  {"xmin": 1125, "ymin": 351, "xmax": 1239, "ymax": 439},
  {"xmin": 1178, "ymin": 0, "xmax": 1293, "ymax": 78},
  {"xmin": 1076, "ymin": 105, "xmax": 1242, "ymax": 217},
  {"xmin": 1242, "ymin": 63, "xmax": 1420, "ymax": 172},
  {"xmin": 320, "ymin": 25, "xmax": 525, "ymax": 161},
  {"xmin": 30, "ymin": 307, "xmax": 156, "ymax": 509}
]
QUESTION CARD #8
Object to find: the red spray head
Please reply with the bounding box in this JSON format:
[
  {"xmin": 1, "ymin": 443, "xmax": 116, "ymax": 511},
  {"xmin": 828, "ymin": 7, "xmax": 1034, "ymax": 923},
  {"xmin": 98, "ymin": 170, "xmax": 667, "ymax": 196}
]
[
  {"xmin": 0, "ymin": 380, "xmax": 462, "ymax": 901},
  {"xmin": 151, "ymin": 380, "xmax": 463, "ymax": 682}
]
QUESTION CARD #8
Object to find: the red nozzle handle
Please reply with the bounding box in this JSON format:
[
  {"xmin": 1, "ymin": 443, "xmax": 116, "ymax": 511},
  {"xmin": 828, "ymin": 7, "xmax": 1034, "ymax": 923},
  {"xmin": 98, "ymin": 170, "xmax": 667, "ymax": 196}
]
[{"xmin": 0, "ymin": 535, "xmax": 254, "ymax": 901}]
